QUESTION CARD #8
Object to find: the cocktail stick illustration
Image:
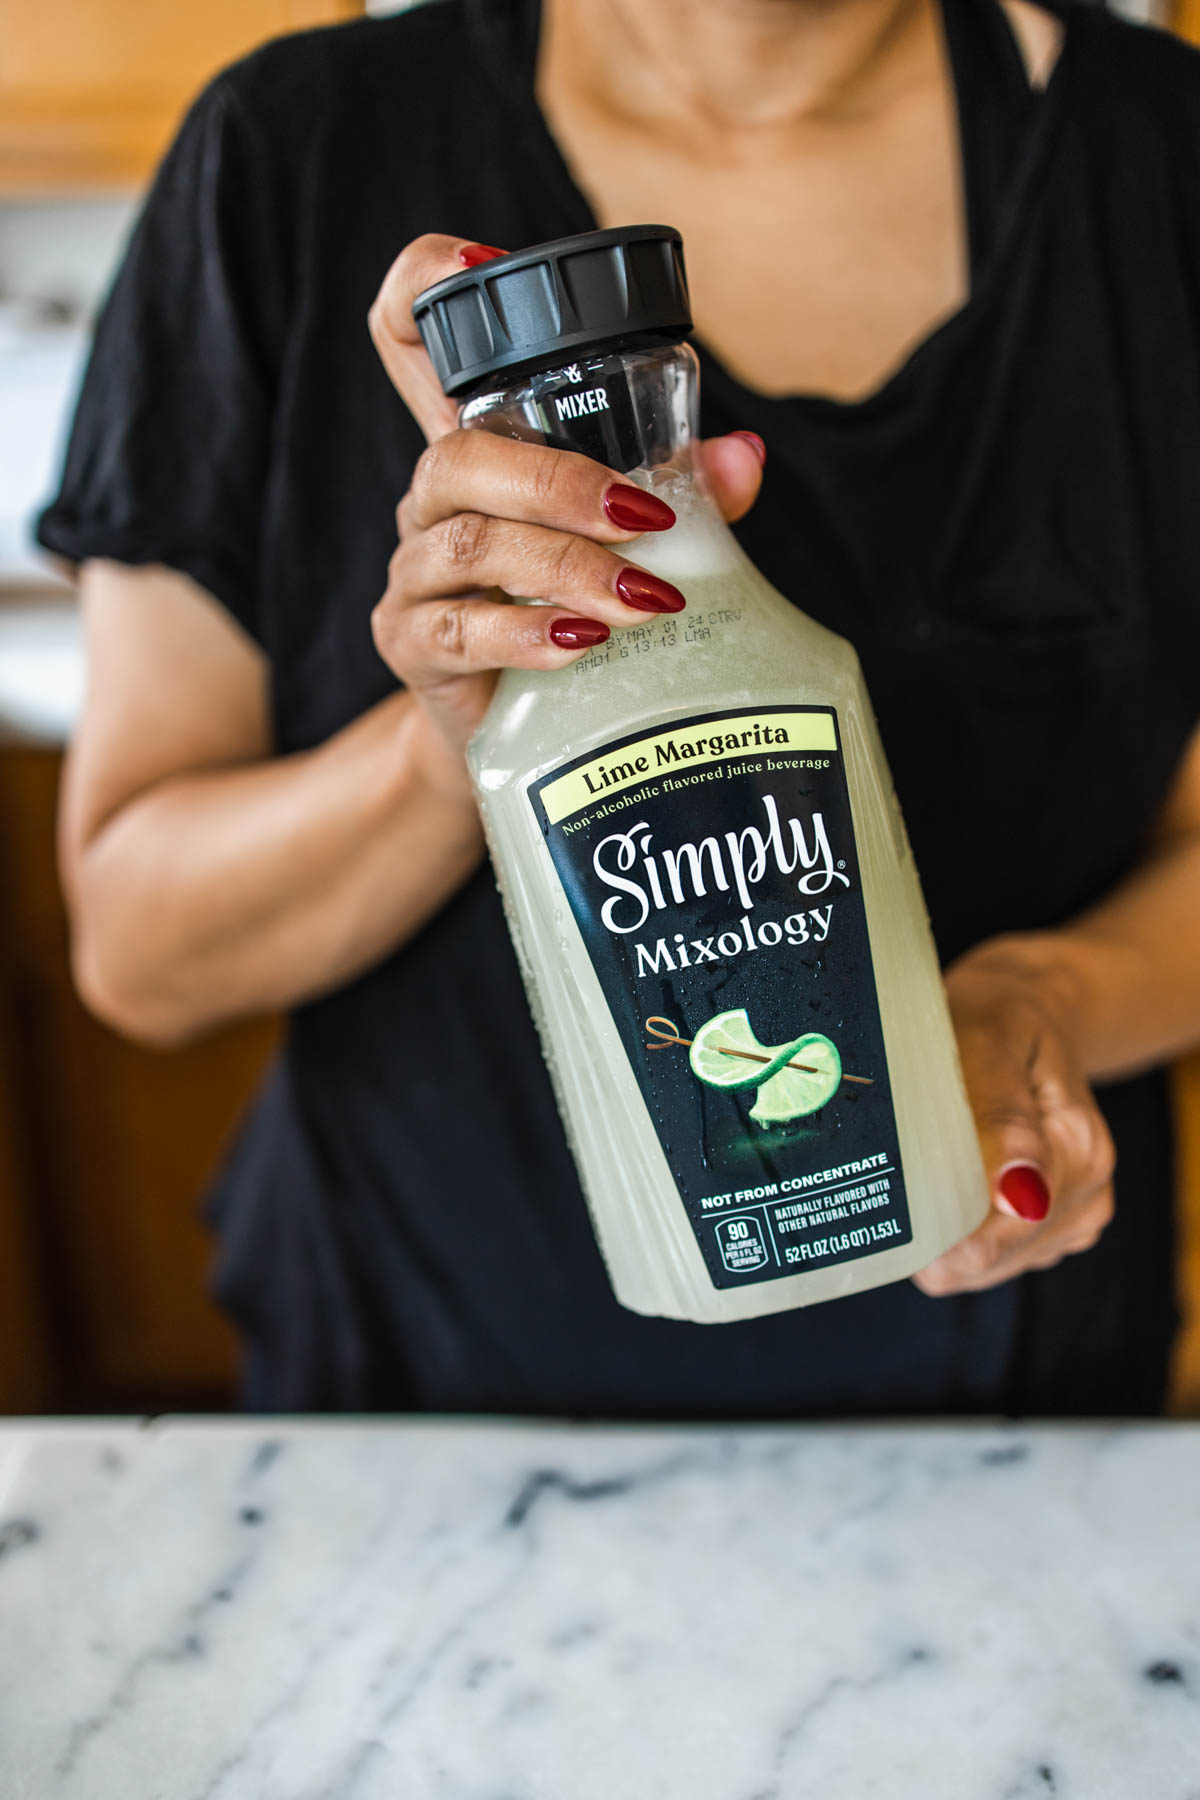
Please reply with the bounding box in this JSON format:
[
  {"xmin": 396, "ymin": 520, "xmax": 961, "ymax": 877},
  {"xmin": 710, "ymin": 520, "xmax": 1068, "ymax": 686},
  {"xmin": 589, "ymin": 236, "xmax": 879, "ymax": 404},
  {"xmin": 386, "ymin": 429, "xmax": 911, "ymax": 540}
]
[{"xmin": 645, "ymin": 1017, "xmax": 873, "ymax": 1085}]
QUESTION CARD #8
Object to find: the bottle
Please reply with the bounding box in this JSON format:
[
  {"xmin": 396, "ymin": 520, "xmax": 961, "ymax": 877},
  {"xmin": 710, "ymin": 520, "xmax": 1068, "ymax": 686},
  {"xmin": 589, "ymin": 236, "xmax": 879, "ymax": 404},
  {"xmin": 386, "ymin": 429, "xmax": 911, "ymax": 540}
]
[{"xmin": 413, "ymin": 224, "xmax": 988, "ymax": 1323}]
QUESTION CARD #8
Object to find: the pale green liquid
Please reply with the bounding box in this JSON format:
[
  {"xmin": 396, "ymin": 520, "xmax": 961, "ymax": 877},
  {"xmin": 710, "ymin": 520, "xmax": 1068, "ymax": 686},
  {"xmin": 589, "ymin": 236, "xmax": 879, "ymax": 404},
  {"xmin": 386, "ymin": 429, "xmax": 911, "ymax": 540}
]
[{"xmin": 470, "ymin": 479, "xmax": 988, "ymax": 1322}]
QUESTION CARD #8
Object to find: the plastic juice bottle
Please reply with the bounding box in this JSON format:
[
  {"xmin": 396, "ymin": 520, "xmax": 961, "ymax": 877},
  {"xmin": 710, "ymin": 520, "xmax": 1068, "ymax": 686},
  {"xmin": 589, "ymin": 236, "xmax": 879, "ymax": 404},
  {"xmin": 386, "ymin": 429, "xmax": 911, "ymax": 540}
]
[{"xmin": 413, "ymin": 224, "xmax": 988, "ymax": 1323}]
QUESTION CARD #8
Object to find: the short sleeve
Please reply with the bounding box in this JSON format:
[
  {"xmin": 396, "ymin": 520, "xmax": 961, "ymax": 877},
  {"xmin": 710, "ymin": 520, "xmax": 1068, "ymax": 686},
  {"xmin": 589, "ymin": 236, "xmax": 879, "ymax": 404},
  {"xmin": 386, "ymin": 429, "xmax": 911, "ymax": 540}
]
[{"xmin": 36, "ymin": 75, "xmax": 287, "ymax": 642}]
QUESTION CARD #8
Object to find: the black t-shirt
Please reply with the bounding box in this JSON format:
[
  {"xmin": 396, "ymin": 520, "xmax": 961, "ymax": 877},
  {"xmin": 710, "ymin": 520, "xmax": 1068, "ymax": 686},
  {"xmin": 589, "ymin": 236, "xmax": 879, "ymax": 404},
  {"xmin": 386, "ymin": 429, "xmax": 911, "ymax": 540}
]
[{"xmin": 39, "ymin": 0, "xmax": 1200, "ymax": 1415}]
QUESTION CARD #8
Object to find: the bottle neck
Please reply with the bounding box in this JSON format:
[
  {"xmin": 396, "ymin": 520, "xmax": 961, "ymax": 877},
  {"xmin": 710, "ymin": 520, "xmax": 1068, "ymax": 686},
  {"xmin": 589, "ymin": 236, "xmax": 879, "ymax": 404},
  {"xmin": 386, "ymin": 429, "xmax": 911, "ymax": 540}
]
[{"xmin": 459, "ymin": 340, "xmax": 708, "ymax": 488}]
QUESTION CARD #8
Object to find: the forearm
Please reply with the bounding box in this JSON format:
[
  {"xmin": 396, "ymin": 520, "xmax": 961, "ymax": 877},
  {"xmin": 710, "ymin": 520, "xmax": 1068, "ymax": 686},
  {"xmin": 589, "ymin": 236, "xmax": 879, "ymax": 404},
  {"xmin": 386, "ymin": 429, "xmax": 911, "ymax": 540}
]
[
  {"xmin": 70, "ymin": 692, "xmax": 484, "ymax": 1042},
  {"xmin": 953, "ymin": 830, "xmax": 1200, "ymax": 1084}
]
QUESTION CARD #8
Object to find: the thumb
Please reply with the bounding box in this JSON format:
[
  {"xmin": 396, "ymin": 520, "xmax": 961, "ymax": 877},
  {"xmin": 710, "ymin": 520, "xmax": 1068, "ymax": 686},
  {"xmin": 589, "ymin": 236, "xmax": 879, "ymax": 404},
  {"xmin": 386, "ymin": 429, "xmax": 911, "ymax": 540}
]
[
  {"xmin": 697, "ymin": 432, "xmax": 766, "ymax": 523},
  {"xmin": 993, "ymin": 1159, "xmax": 1052, "ymax": 1224},
  {"xmin": 949, "ymin": 986, "xmax": 1055, "ymax": 1224},
  {"xmin": 369, "ymin": 233, "xmax": 504, "ymax": 443},
  {"xmin": 968, "ymin": 1075, "xmax": 1053, "ymax": 1225}
]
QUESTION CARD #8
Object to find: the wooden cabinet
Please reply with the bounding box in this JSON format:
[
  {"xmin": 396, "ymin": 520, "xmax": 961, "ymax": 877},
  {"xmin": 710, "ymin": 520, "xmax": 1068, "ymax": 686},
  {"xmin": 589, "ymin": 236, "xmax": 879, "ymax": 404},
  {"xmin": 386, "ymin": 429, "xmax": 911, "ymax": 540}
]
[
  {"xmin": 0, "ymin": 0, "xmax": 363, "ymax": 194},
  {"xmin": 1173, "ymin": 0, "xmax": 1200, "ymax": 46},
  {"xmin": 0, "ymin": 999, "xmax": 53, "ymax": 1411},
  {"xmin": 1171, "ymin": 1056, "xmax": 1200, "ymax": 1413},
  {"xmin": 0, "ymin": 744, "xmax": 277, "ymax": 1411}
]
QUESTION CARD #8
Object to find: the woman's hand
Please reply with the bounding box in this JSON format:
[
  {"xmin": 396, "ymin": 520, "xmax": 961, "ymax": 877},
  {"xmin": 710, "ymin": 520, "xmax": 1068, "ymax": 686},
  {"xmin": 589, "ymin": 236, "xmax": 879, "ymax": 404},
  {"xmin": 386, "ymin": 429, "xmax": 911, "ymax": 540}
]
[
  {"xmin": 914, "ymin": 939, "xmax": 1116, "ymax": 1296},
  {"xmin": 367, "ymin": 234, "xmax": 765, "ymax": 753}
]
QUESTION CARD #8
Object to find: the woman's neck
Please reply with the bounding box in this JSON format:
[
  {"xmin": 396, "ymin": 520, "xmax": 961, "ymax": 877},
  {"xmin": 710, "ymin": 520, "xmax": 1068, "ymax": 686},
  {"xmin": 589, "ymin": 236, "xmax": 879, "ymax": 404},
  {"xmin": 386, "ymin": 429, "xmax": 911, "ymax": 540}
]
[
  {"xmin": 533, "ymin": 0, "xmax": 1060, "ymax": 399},
  {"xmin": 540, "ymin": 0, "xmax": 940, "ymax": 141}
]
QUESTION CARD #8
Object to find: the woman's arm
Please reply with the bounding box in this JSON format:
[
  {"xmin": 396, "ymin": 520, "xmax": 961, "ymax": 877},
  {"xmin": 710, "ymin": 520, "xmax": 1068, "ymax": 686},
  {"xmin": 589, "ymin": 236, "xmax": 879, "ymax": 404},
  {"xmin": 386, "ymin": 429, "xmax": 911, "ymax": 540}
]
[
  {"xmin": 63, "ymin": 235, "xmax": 764, "ymax": 1051},
  {"xmin": 61, "ymin": 559, "xmax": 485, "ymax": 1046},
  {"xmin": 957, "ymin": 723, "xmax": 1200, "ymax": 1084},
  {"xmin": 916, "ymin": 721, "xmax": 1200, "ymax": 1296}
]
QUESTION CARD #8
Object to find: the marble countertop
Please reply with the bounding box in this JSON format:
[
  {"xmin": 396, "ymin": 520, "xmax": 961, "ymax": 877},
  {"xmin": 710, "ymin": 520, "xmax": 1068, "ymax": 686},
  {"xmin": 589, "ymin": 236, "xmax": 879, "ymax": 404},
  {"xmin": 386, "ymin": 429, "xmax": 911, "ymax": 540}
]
[{"xmin": 0, "ymin": 1419, "xmax": 1197, "ymax": 1799}]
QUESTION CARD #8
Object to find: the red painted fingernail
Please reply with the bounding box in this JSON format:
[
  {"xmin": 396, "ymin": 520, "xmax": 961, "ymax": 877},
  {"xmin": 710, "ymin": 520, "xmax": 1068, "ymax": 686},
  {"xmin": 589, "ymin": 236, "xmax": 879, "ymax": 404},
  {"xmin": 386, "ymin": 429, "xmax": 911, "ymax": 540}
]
[
  {"xmin": 602, "ymin": 484, "xmax": 676, "ymax": 533},
  {"xmin": 549, "ymin": 617, "xmax": 610, "ymax": 649},
  {"xmin": 615, "ymin": 568, "xmax": 686, "ymax": 614},
  {"xmin": 731, "ymin": 430, "xmax": 767, "ymax": 465},
  {"xmin": 998, "ymin": 1164, "xmax": 1051, "ymax": 1223},
  {"xmin": 458, "ymin": 243, "xmax": 506, "ymax": 267}
]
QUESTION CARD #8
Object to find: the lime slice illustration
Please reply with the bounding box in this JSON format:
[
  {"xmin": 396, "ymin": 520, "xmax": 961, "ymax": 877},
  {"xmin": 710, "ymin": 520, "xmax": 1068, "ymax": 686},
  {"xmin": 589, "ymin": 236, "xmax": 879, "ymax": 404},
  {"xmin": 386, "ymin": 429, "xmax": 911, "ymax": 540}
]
[
  {"xmin": 688, "ymin": 1009, "xmax": 776, "ymax": 1090},
  {"xmin": 749, "ymin": 1032, "xmax": 841, "ymax": 1126},
  {"xmin": 687, "ymin": 1010, "xmax": 843, "ymax": 1124}
]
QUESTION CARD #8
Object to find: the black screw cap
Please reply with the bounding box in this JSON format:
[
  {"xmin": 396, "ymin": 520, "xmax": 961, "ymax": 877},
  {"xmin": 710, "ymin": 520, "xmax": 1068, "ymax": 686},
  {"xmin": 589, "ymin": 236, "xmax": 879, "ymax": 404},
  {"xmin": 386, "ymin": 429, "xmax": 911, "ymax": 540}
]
[{"xmin": 412, "ymin": 225, "xmax": 692, "ymax": 398}]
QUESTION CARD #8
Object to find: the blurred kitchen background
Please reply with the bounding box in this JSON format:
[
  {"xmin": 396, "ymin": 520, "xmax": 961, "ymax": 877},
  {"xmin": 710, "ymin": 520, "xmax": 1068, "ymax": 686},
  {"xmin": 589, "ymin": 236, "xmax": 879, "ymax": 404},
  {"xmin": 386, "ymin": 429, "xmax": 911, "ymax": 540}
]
[{"xmin": 1, "ymin": 0, "xmax": 1198, "ymax": 1417}]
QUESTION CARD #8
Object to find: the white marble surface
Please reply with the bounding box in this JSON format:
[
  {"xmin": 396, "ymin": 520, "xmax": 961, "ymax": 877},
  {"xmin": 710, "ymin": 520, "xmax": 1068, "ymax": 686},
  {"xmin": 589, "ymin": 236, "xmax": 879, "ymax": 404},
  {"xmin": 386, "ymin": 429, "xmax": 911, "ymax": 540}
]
[{"xmin": 0, "ymin": 1420, "xmax": 1198, "ymax": 1799}]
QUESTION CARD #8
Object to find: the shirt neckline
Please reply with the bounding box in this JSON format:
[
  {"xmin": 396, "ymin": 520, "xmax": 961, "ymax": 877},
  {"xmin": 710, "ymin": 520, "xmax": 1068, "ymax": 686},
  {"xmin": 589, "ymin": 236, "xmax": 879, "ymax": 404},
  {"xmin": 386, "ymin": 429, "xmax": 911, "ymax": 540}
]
[{"xmin": 467, "ymin": 0, "xmax": 1083, "ymax": 419}]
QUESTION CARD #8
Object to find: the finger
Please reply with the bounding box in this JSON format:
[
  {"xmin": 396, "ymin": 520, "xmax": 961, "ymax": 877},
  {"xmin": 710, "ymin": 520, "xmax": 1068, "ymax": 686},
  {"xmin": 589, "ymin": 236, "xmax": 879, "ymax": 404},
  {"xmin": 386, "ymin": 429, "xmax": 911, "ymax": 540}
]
[
  {"xmin": 912, "ymin": 1005, "xmax": 1055, "ymax": 1295},
  {"xmin": 372, "ymin": 590, "xmax": 614, "ymax": 689},
  {"xmin": 913, "ymin": 1126, "xmax": 1114, "ymax": 1296},
  {"xmin": 993, "ymin": 1160, "xmax": 1052, "ymax": 1224},
  {"xmin": 1022, "ymin": 1185, "xmax": 1114, "ymax": 1266},
  {"xmin": 913, "ymin": 1169, "xmax": 1114, "ymax": 1295},
  {"xmin": 369, "ymin": 234, "xmax": 506, "ymax": 442},
  {"xmin": 397, "ymin": 514, "xmax": 685, "ymax": 625},
  {"xmin": 698, "ymin": 432, "xmax": 766, "ymax": 523},
  {"xmin": 966, "ymin": 1034, "xmax": 1110, "ymax": 1224},
  {"xmin": 951, "ymin": 1007, "xmax": 1057, "ymax": 1219},
  {"xmin": 912, "ymin": 1209, "xmax": 1053, "ymax": 1296},
  {"xmin": 400, "ymin": 431, "xmax": 677, "ymax": 541}
]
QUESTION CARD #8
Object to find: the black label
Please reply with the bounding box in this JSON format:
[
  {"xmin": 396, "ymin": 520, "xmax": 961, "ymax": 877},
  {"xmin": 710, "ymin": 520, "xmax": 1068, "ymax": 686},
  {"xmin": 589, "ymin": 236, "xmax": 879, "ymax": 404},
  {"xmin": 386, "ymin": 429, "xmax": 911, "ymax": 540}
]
[
  {"xmin": 528, "ymin": 352, "xmax": 647, "ymax": 473},
  {"xmin": 529, "ymin": 706, "xmax": 912, "ymax": 1288}
]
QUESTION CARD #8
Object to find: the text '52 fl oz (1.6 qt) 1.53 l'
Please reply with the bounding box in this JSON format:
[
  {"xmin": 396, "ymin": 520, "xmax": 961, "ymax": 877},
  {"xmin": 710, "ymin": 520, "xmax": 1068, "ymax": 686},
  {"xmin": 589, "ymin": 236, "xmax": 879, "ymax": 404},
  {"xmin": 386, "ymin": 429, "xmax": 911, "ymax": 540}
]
[{"xmin": 413, "ymin": 224, "xmax": 989, "ymax": 1324}]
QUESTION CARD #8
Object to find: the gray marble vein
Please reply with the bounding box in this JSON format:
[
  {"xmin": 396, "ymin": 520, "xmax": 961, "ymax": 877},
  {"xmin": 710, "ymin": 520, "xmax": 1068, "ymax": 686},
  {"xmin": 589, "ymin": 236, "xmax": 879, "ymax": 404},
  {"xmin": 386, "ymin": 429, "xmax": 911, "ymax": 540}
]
[{"xmin": 0, "ymin": 1420, "xmax": 1197, "ymax": 1798}]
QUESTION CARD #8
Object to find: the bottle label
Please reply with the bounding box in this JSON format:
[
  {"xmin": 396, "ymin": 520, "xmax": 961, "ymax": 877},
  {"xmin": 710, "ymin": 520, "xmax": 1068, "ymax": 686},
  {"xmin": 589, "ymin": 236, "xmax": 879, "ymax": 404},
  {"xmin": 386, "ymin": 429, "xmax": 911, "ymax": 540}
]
[
  {"xmin": 528, "ymin": 705, "xmax": 913, "ymax": 1288},
  {"xmin": 528, "ymin": 351, "xmax": 648, "ymax": 474}
]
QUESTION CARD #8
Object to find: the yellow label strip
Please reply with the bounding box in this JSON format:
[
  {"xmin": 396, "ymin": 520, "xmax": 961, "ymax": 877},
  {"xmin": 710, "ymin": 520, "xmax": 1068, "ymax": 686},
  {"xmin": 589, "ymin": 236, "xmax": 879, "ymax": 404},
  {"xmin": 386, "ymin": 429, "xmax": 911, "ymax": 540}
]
[{"xmin": 539, "ymin": 710, "xmax": 837, "ymax": 825}]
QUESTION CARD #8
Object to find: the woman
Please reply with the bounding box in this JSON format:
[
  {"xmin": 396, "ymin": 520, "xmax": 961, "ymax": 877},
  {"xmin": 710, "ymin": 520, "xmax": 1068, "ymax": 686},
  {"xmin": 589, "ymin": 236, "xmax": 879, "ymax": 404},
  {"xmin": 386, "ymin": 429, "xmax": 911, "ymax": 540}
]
[{"xmin": 38, "ymin": 0, "xmax": 1200, "ymax": 1414}]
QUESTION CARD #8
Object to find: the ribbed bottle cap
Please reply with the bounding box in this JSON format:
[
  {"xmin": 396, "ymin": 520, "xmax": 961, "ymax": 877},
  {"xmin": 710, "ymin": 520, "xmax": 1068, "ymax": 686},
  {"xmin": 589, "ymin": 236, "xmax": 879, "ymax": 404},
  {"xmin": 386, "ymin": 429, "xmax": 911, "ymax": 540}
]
[{"xmin": 412, "ymin": 225, "xmax": 692, "ymax": 398}]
